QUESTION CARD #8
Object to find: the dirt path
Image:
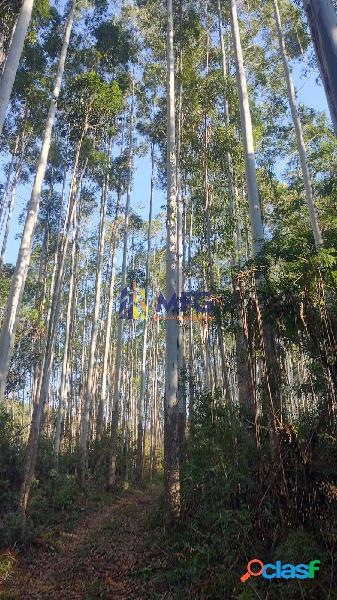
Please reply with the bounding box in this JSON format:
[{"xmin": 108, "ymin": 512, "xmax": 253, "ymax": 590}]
[{"xmin": 1, "ymin": 484, "xmax": 166, "ymax": 600}]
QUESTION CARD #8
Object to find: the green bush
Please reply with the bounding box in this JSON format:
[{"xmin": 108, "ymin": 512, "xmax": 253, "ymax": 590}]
[
  {"xmin": 0, "ymin": 408, "xmax": 23, "ymax": 515},
  {"xmin": 157, "ymin": 391, "xmax": 337, "ymax": 599}
]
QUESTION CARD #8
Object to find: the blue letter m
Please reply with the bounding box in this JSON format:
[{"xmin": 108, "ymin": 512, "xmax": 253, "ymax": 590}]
[{"xmin": 156, "ymin": 292, "xmax": 179, "ymax": 316}]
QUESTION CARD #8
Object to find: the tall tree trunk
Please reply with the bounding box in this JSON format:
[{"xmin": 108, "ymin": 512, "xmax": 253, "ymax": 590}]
[
  {"xmin": 19, "ymin": 143, "xmax": 86, "ymax": 516},
  {"xmin": 201, "ymin": 3, "xmax": 232, "ymax": 404},
  {"xmin": 135, "ymin": 143, "xmax": 154, "ymax": 483},
  {"xmin": 79, "ymin": 148, "xmax": 110, "ymax": 485},
  {"xmin": 0, "ymin": 129, "xmax": 20, "ymax": 224},
  {"xmin": 0, "ymin": 0, "xmax": 34, "ymax": 136},
  {"xmin": 0, "ymin": 32, "xmax": 5, "ymax": 71},
  {"xmin": 0, "ymin": 2, "xmax": 76, "ymax": 403},
  {"xmin": 96, "ymin": 197, "xmax": 120, "ymax": 440},
  {"xmin": 151, "ymin": 315, "xmax": 159, "ymax": 476},
  {"xmin": 302, "ymin": 0, "xmax": 337, "ymax": 134},
  {"xmin": 54, "ymin": 211, "xmax": 78, "ymax": 461},
  {"xmin": 108, "ymin": 87, "xmax": 135, "ymax": 488},
  {"xmin": 176, "ymin": 0, "xmax": 186, "ymax": 447},
  {"xmin": 217, "ymin": 0, "xmax": 237, "ymax": 248},
  {"xmin": 165, "ymin": 0, "xmax": 181, "ymax": 524},
  {"xmin": 217, "ymin": 0, "xmax": 256, "ymax": 410},
  {"xmin": 229, "ymin": 0, "xmax": 264, "ymax": 257},
  {"xmin": 273, "ymin": 0, "xmax": 323, "ymax": 247},
  {"xmin": 230, "ymin": 0, "xmax": 287, "ymax": 496},
  {"xmin": 0, "ymin": 175, "xmax": 18, "ymax": 269},
  {"xmin": 187, "ymin": 202, "xmax": 195, "ymax": 420},
  {"xmin": 0, "ymin": 128, "xmax": 26, "ymax": 269}
]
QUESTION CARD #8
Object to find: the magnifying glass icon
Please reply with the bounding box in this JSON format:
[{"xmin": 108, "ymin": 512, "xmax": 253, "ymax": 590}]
[{"xmin": 240, "ymin": 559, "xmax": 264, "ymax": 582}]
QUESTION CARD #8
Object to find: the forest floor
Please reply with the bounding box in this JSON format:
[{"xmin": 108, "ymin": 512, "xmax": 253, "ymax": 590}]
[{"xmin": 0, "ymin": 482, "xmax": 170, "ymax": 600}]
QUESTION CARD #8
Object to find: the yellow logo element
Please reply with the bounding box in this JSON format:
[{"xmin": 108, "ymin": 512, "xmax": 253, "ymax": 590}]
[{"xmin": 131, "ymin": 281, "xmax": 147, "ymax": 321}]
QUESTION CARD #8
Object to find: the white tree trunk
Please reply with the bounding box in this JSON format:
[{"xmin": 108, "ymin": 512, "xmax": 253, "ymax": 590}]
[
  {"xmin": 0, "ymin": 0, "xmax": 34, "ymax": 136},
  {"xmin": 165, "ymin": 0, "xmax": 181, "ymax": 523},
  {"xmin": 302, "ymin": 0, "xmax": 337, "ymax": 134},
  {"xmin": 79, "ymin": 158, "xmax": 109, "ymax": 484},
  {"xmin": 109, "ymin": 87, "xmax": 135, "ymax": 487},
  {"xmin": 96, "ymin": 205, "xmax": 119, "ymax": 439},
  {"xmin": 19, "ymin": 149, "xmax": 86, "ymax": 514},
  {"xmin": 0, "ymin": 178, "xmax": 18, "ymax": 268},
  {"xmin": 0, "ymin": 130, "xmax": 20, "ymax": 225},
  {"xmin": 187, "ymin": 202, "xmax": 195, "ymax": 418},
  {"xmin": 54, "ymin": 214, "xmax": 78, "ymax": 460},
  {"xmin": 217, "ymin": 0, "xmax": 239, "ymax": 261},
  {"xmin": 273, "ymin": 0, "xmax": 323, "ymax": 247},
  {"xmin": 136, "ymin": 143, "xmax": 154, "ymax": 482},
  {"xmin": 0, "ymin": 32, "xmax": 5, "ymax": 71},
  {"xmin": 176, "ymin": 2, "xmax": 186, "ymax": 444},
  {"xmin": 230, "ymin": 1, "xmax": 287, "ymax": 474},
  {"xmin": 0, "ymin": 1, "xmax": 76, "ymax": 403},
  {"xmin": 230, "ymin": 0, "xmax": 264, "ymax": 257},
  {"xmin": 203, "ymin": 5, "xmax": 232, "ymax": 402}
]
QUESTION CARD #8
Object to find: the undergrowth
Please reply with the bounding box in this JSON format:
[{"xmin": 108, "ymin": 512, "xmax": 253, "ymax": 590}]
[
  {"xmin": 152, "ymin": 392, "xmax": 337, "ymax": 600},
  {"xmin": 0, "ymin": 413, "xmax": 125, "ymax": 552}
]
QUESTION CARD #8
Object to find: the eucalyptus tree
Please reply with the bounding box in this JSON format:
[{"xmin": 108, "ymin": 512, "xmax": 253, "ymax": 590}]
[
  {"xmin": 54, "ymin": 207, "xmax": 78, "ymax": 460},
  {"xmin": 0, "ymin": 121, "xmax": 29, "ymax": 268},
  {"xmin": 0, "ymin": 0, "xmax": 35, "ymax": 136},
  {"xmin": 213, "ymin": 0, "xmax": 255, "ymax": 413},
  {"xmin": 20, "ymin": 68, "xmax": 123, "ymax": 513},
  {"xmin": 96, "ymin": 204, "xmax": 120, "ymax": 441},
  {"xmin": 136, "ymin": 141, "xmax": 154, "ymax": 482},
  {"xmin": 272, "ymin": 0, "xmax": 323, "ymax": 248},
  {"xmin": 92, "ymin": 15, "xmax": 137, "ymax": 442},
  {"xmin": 0, "ymin": 1, "xmax": 76, "ymax": 406},
  {"xmin": 301, "ymin": 0, "xmax": 337, "ymax": 134},
  {"xmin": 165, "ymin": 0, "xmax": 181, "ymax": 524},
  {"xmin": 217, "ymin": 0, "xmax": 236, "ymax": 245},
  {"xmin": 0, "ymin": 8, "xmax": 54, "ymax": 229},
  {"xmin": 201, "ymin": 1, "xmax": 233, "ymax": 402},
  {"xmin": 0, "ymin": 1, "xmax": 22, "ymax": 69},
  {"xmin": 79, "ymin": 142, "xmax": 111, "ymax": 484},
  {"xmin": 229, "ymin": 1, "xmax": 289, "ymax": 498},
  {"xmin": 229, "ymin": 0, "xmax": 264, "ymax": 257},
  {"xmin": 109, "ymin": 85, "xmax": 135, "ymax": 488}
]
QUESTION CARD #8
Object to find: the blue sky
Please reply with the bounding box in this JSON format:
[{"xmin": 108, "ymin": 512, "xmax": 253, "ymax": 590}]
[{"xmin": 0, "ymin": 6, "xmax": 331, "ymax": 267}]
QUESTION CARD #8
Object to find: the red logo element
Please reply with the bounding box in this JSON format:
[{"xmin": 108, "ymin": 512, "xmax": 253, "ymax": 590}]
[{"xmin": 240, "ymin": 559, "xmax": 265, "ymax": 582}]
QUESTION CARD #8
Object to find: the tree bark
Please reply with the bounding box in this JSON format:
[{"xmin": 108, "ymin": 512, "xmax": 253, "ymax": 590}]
[
  {"xmin": 165, "ymin": 0, "xmax": 181, "ymax": 524},
  {"xmin": 230, "ymin": 1, "xmax": 287, "ymax": 498},
  {"xmin": 96, "ymin": 198, "xmax": 120, "ymax": 440},
  {"xmin": 0, "ymin": 1, "xmax": 76, "ymax": 403},
  {"xmin": 0, "ymin": 0, "xmax": 34, "ymax": 136},
  {"xmin": 217, "ymin": 0, "xmax": 237, "ymax": 253},
  {"xmin": 108, "ymin": 86, "xmax": 135, "ymax": 488},
  {"xmin": 302, "ymin": 0, "xmax": 337, "ymax": 134},
  {"xmin": 230, "ymin": 0, "xmax": 264, "ymax": 257},
  {"xmin": 136, "ymin": 143, "xmax": 154, "ymax": 483},
  {"xmin": 0, "ymin": 129, "xmax": 20, "ymax": 225},
  {"xmin": 273, "ymin": 0, "xmax": 323, "ymax": 247},
  {"xmin": 79, "ymin": 148, "xmax": 110, "ymax": 485},
  {"xmin": 54, "ymin": 211, "xmax": 78, "ymax": 461},
  {"xmin": 19, "ymin": 142, "xmax": 86, "ymax": 516}
]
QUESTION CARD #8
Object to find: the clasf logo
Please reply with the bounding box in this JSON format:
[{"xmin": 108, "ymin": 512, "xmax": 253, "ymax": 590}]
[{"xmin": 240, "ymin": 559, "xmax": 320, "ymax": 582}]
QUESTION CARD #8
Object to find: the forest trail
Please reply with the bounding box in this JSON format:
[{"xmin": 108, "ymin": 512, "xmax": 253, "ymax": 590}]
[{"xmin": 1, "ymin": 483, "xmax": 165, "ymax": 600}]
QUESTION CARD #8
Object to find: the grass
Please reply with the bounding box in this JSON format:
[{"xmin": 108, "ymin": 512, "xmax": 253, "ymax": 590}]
[{"xmin": 0, "ymin": 551, "xmax": 16, "ymax": 585}]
